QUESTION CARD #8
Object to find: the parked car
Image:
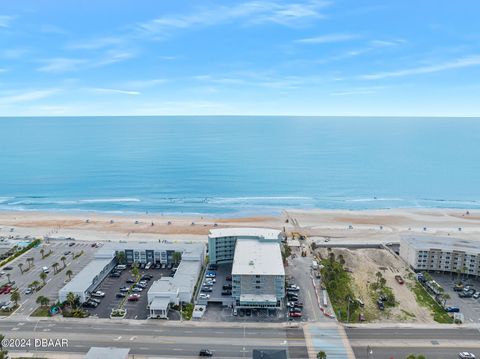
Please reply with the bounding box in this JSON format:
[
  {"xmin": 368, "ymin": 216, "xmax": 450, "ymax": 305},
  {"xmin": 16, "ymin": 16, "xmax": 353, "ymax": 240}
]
[
  {"xmin": 222, "ymin": 284, "xmax": 232, "ymax": 290},
  {"xmin": 119, "ymin": 287, "xmax": 129, "ymax": 292},
  {"xmin": 132, "ymin": 287, "xmax": 143, "ymax": 292},
  {"xmin": 126, "ymin": 279, "xmax": 136, "ymax": 284},
  {"xmin": 64, "ymin": 251, "xmax": 71, "ymax": 255},
  {"xmin": 377, "ymin": 299, "xmax": 385, "ymax": 310},
  {"xmin": 128, "ymin": 294, "xmax": 140, "ymax": 301},
  {"xmin": 89, "ymin": 298, "xmax": 101, "ymax": 304},
  {"xmin": 110, "ymin": 272, "xmax": 121, "ymax": 278},
  {"xmin": 201, "ymin": 287, "xmax": 212, "ymax": 293},
  {"xmin": 289, "ymin": 311, "xmax": 302, "ymax": 318},
  {"xmin": 199, "ymin": 349, "xmax": 214, "ymax": 357},
  {"xmin": 91, "ymin": 291, "xmax": 105, "ymax": 297},
  {"xmin": 83, "ymin": 301, "xmax": 98, "ymax": 308},
  {"xmin": 221, "ymin": 290, "xmax": 232, "ymax": 296},
  {"xmin": 473, "ymin": 292, "xmax": 480, "ymax": 299},
  {"xmin": 68, "ymin": 242, "xmax": 75, "ymax": 247},
  {"xmin": 3, "ymin": 266, "xmax": 13, "ymax": 271},
  {"xmin": 445, "ymin": 306, "xmax": 460, "ymax": 313},
  {"xmin": 245, "ymin": 309, "xmax": 252, "ymax": 316},
  {"xmin": 199, "ymin": 293, "xmax": 210, "ymax": 299},
  {"xmin": 115, "ymin": 265, "xmax": 127, "ymax": 271},
  {"xmin": 116, "ymin": 293, "xmax": 126, "ymax": 298},
  {"xmin": 25, "ymin": 288, "xmax": 33, "ymax": 295},
  {"xmin": 208, "ymin": 264, "xmax": 217, "ymax": 270},
  {"xmin": 459, "ymin": 352, "xmax": 476, "ymax": 359},
  {"xmin": 226, "ymin": 275, "xmax": 232, "ymax": 281}
]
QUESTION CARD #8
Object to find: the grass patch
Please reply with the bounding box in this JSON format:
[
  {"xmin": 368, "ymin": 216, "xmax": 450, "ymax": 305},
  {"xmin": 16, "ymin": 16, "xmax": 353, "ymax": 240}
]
[
  {"xmin": 181, "ymin": 303, "xmax": 194, "ymax": 320},
  {"xmin": 0, "ymin": 304, "xmax": 19, "ymax": 316},
  {"xmin": 320, "ymin": 254, "xmax": 361, "ymax": 322},
  {"xmin": 31, "ymin": 306, "xmax": 51, "ymax": 317},
  {"xmin": 410, "ymin": 282, "xmax": 453, "ymax": 323}
]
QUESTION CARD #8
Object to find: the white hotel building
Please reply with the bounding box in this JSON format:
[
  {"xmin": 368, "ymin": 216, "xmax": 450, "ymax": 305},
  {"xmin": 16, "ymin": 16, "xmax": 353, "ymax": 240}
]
[
  {"xmin": 400, "ymin": 236, "xmax": 480, "ymax": 276},
  {"xmin": 208, "ymin": 228, "xmax": 285, "ymax": 309}
]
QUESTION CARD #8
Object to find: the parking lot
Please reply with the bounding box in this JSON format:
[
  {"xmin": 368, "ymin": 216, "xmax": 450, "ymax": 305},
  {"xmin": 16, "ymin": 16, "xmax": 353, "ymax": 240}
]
[
  {"xmin": 86, "ymin": 265, "xmax": 178, "ymax": 320},
  {"xmin": 1, "ymin": 239, "xmax": 96, "ymax": 316},
  {"xmin": 431, "ymin": 273, "xmax": 480, "ymax": 323}
]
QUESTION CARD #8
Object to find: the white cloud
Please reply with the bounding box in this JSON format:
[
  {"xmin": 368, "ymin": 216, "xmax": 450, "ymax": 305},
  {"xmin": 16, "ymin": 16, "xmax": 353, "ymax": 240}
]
[
  {"xmin": 0, "ymin": 68, "xmax": 7, "ymax": 73},
  {"xmin": 37, "ymin": 58, "xmax": 86, "ymax": 73},
  {"xmin": 360, "ymin": 55, "xmax": 480, "ymax": 80},
  {"xmin": 297, "ymin": 33, "xmax": 358, "ymax": 44},
  {"xmin": 0, "ymin": 89, "xmax": 60, "ymax": 105},
  {"xmin": 137, "ymin": 0, "xmax": 331, "ymax": 36},
  {"xmin": 94, "ymin": 50, "xmax": 135, "ymax": 67},
  {"xmin": 0, "ymin": 15, "xmax": 14, "ymax": 28},
  {"xmin": 87, "ymin": 88, "xmax": 141, "ymax": 96}
]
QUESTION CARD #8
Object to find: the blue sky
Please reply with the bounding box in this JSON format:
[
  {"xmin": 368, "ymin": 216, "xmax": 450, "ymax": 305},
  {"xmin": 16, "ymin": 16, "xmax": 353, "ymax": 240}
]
[{"xmin": 1, "ymin": 0, "xmax": 480, "ymax": 116}]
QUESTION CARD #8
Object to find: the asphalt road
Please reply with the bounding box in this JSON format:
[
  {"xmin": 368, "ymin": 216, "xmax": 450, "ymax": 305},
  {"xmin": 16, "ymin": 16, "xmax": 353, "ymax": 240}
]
[
  {"xmin": 0, "ymin": 319, "xmax": 310, "ymax": 358},
  {"xmin": 347, "ymin": 327, "xmax": 480, "ymax": 359}
]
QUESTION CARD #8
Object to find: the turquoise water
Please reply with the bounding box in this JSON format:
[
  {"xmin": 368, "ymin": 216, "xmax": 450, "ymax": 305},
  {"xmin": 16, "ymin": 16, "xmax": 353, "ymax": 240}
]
[{"xmin": 0, "ymin": 116, "xmax": 479, "ymax": 215}]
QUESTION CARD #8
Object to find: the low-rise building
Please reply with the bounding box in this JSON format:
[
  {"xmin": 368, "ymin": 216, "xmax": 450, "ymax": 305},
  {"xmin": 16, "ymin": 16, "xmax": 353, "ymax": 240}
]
[
  {"xmin": 400, "ymin": 236, "xmax": 480, "ymax": 277},
  {"xmin": 59, "ymin": 241, "xmax": 205, "ymax": 305}
]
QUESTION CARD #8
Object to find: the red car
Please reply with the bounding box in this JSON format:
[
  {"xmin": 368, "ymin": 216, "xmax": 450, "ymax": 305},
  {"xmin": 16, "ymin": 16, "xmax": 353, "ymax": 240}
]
[
  {"xmin": 289, "ymin": 311, "xmax": 302, "ymax": 318},
  {"xmin": 3, "ymin": 287, "xmax": 13, "ymax": 295},
  {"xmin": 128, "ymin": 294, "xmax": 140, "ymax": 301}
]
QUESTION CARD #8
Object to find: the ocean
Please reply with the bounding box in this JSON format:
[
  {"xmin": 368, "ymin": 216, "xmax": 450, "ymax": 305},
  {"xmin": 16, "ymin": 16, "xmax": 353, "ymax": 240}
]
[{"xmin": 0, "ymin": 116, "xmax": 479, "ymax": 216}]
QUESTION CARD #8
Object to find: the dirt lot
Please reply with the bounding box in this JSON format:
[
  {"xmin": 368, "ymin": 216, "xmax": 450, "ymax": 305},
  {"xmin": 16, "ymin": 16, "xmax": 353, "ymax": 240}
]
[{"xmin": 316, "ymin": 247, "xmax": 435, "ymax": 323}]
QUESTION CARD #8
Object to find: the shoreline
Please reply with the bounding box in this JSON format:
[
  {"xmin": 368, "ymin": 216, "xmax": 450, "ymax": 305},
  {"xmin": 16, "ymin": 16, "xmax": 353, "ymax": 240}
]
[{"xmin": 1, "ymin": 207, "xmax": 480, "ymax": 244}]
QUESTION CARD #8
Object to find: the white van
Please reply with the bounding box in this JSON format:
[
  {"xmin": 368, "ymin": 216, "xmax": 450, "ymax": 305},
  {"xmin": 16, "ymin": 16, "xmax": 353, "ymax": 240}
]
[
  {"xmin": 42, "ymin": 266, "xmax": 49, "ymax": 273},
  {"xmin": 115, "ymin": 264, "xmax": 127, "ymax": 270}
]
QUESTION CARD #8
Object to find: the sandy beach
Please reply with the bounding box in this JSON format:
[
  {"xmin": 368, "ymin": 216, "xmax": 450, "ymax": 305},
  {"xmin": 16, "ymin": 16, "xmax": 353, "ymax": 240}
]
[{"xmin": 1, "ymin": 208, "xmax": 480, "ymax": 244}]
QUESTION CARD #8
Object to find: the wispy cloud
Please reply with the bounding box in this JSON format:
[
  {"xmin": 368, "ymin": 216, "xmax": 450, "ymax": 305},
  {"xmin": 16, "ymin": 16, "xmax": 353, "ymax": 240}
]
[
  {"xmin": 137, "ymin": 0, "xmax": 331, "ymax": 36},
  {"xmin": 296, "ymin": 33, "xmax": 359, "ymax": 44},
  {"xmin": 0, "ymin": 89, "xmax": 60, "ymax": 105},
  {"xmin": 87, "ymin": 88, "xmax": 141, "ymax": 96},
  {"xmin": 37, "ymin": 58, "xmax": 86, "ymax": 73},
  {"xmin": 0, "ymin": 15, "xmax": 14, "ymax": 28},
  {"xmin": 360, "ymin": 55, "xmax": 480, "ymax": 80},
  {"xmin": 93, "ymin": 50, "xmax": 136, "ymax": 67},
  {"xmin": 0, "ymin": 68, "xmax": 7, "ymax": 73}
]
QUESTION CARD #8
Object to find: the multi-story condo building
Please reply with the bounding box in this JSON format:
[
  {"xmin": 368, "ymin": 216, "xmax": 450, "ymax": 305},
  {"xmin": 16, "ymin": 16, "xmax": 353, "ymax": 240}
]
[
  {"xmin": 208, "ymin": 228, "xmax": 285, "ymax": 309},
  {"xmin": 400, "ymin": 236, "xmax": 480, "ymax": 277}
]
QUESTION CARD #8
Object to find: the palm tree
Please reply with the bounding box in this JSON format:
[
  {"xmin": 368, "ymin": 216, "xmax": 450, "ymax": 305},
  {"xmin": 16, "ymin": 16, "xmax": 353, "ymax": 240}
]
[
  {"xmin": 116, "ymin": 251, "xmax": 126, "ymax": 264},
  {"xmin": 317, "ymin": 351, "xmax": 327, "ymax": 359},
  {"xmin": 39, "ymin": 271, "xmax": 47, "ymax": 285},
  {"xmin": 442, "ymin": 293, "xmax": 451, "ymax": 307},
  {"xmin": 71, "ymin": 251, "xmax": 75, "ymax": 259},
  {"xmin": 6, "ymin": 273, "xmax": 11, "ymax": 283},
  {"xmin": 18, "ymin": 263, "xmax": 24, "ymax": 274},
  {"xmin": 10, "ymin": 290, "xmax": 20, "ymax": 306},
  {"xmin": 60, "ymin": 256, "xmax": 67, "ymax": 268},
  {"xmin": 131, "ymin": 263, "xmax": 140, "ymax": 280},
  {"xmin": 66, "ymin": 292, "xmax": 76, "ymax": 308},
  {"xmin": 30, "ymin": 280, "xmax": 40, "ymax": 291},
  {"xmin": 66, "ymin": 269, "xmax": 73, "ymax": 281},
  {"xmin": 36, "ymin": 296, "xmax": 50, "ymax": 307},
  {"xmin": 172, "ymin": 251, "xmax": 182, "ymax": 265},
  {"xmin": 27, "ymin": 257, "xmax": 34, "ymax": 269},
  {"xmin": 52, "ymin": 262, "xmax": 59, "ymax": 274},
  {"xmin": 40, "ymin": 248, "xmax": 45, "ymax": 259}
]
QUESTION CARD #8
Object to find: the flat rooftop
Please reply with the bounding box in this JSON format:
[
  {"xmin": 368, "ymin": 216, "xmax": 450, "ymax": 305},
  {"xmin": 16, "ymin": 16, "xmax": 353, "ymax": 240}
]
[
  {"xmin": 209, "ymin": 227, "xmax": 281, "ymax": 240},
  {"xmin": 102, "ymin": 241, "xmax": 204, "ymax": 253},
  {"xmin": 60, "ymin": 256, "xmax": 113, "ymax": 294},
  {"xmin": 86, "ymin": 347, "xmax": 130, "ymax": 359},
  {"xmin": 232, "ymin": 239, "xmax": 284, "ymax": 276},
  {"xmin": 402, "ymin": 236, "xmax": 480, "ymax": 254}
]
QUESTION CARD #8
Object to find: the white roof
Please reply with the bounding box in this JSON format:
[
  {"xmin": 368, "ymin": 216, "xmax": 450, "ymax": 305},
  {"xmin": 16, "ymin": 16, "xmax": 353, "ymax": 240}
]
[
  {"xmin": 149, "ymin": 277, "xmax": 178, "ymax": 295},
  {"xmin": 60, "ymin": 257, "xmax": 113, "ymax": 294},
  {"xmin": 209, "ymin": 227, "xmax": 281, "ymax": 240},
  {"xmin": 86, "ymin": 347, "xmax": 129, "ymax": 359},
  {"xmin": 402, "ymin": 236, "xmax": 480, "ymax": 254},
  {"xmin": 150, "ymin": 297, "xmax": 170, "ymax": 311},
  {"xmin": 232, "ymin": 239, "xmax": 284, "ymax": 276}
]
